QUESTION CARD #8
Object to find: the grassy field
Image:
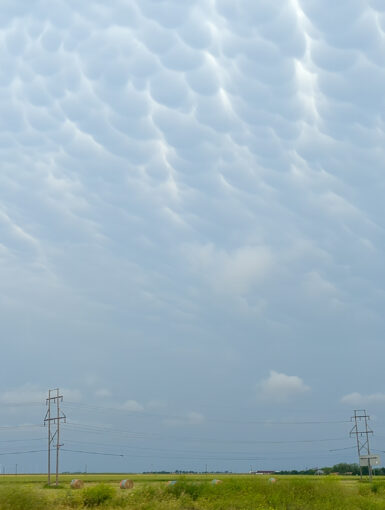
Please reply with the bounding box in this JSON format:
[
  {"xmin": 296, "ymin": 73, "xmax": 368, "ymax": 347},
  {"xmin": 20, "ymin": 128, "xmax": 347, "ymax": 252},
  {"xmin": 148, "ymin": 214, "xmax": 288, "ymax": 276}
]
[{"xmin": 0, "ymin": 474, "xmax": 385, "ymax": 509}]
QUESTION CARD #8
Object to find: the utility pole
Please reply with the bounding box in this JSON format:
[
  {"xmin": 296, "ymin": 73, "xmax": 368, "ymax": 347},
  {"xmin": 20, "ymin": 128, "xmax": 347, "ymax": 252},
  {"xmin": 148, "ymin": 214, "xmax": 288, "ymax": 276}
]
[
  {"xmin": 350, "ymin": 409, "xmax": 373, "ymax": 481},
  {"xmin": 44, "ymin": 389, "xmax": 66, "ymax": 486}
]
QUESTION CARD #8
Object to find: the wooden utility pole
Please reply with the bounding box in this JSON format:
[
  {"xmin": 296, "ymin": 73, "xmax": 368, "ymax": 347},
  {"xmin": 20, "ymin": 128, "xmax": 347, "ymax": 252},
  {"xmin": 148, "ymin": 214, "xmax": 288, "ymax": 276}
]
[{"xmin": 44, "ymin": 389, "xmax": 66, "ymax": 485}]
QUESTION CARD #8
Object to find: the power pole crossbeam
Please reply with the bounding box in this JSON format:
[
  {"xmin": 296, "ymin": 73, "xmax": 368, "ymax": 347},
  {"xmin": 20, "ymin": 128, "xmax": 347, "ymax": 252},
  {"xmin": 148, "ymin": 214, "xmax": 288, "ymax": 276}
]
[{"xmin": 44, "ymin": 389, "xmax": 66, "ymax": 486}]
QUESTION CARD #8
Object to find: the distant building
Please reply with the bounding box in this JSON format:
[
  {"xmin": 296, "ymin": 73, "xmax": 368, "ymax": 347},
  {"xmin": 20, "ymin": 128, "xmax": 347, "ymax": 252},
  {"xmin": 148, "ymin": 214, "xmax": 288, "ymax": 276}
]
[{"xmin": 315, "ymin": 469, "xmax": 324, "ymax": 475}]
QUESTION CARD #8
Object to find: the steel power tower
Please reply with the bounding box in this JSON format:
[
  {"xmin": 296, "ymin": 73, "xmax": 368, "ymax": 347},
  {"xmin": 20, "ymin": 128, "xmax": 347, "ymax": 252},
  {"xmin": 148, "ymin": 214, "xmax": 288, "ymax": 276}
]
[
  {"xmin": 350, "ymin": 409, "xmax": 373, "ymax": 481},
  {"xmin": 44, "ymin": 389, "xmax": 66, "ymax": 486}
]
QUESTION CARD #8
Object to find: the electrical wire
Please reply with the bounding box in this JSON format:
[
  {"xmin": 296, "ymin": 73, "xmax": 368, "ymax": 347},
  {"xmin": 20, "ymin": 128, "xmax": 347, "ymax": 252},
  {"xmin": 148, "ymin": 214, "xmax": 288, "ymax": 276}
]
[
  {"xmin": 1, "ymin": 402, "xmax": 45, "ymax": 407},
  {"xmin": 0, "ymin": 405, "xmax": 359, "ymax": 468},
  {"xmin": 0, "ymin": 424, "xmax": 43, "ymax": 431},
  {"xmin": 62, "ymin": 449, "xmax": 124, "ymax": 457},
  {"xmin": 63, "ymin": 438, "xmax": 354, "ymax": 458},
  {"xmin": 329, "ymin": 446, "xmax": 356, "ymax": 452},
  {"xmin": 65, "ymin": 422, "xmax": 348, "ymax": 445},
  {"xmin": 63, "ymin": 402, "xmax": 350, "ymax": 425},
  {"xmin": 0, "ymin": 437, "xmax": 46, "ymax": 444},
  {"xmin": 0, "ymin": 448, "xmax": 123, "ymax": 458},
  {"xmin": 63, "ymin": 436, "xmax": 354, "ymax": 455},
  {"xmin": 0, "ymin": 449, "xmax": 47, "ymax": 456}
]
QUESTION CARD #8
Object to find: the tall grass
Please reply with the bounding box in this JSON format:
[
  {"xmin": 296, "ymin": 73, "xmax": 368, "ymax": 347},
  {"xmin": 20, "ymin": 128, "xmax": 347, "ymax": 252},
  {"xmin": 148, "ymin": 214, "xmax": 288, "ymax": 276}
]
[
  {"xmin": 1, "ymin": 475, "xmax": 385, "ymax": 509},
  {"xmin": 0, "ymin": 485, "xmax": 49, "ymax": 510}
]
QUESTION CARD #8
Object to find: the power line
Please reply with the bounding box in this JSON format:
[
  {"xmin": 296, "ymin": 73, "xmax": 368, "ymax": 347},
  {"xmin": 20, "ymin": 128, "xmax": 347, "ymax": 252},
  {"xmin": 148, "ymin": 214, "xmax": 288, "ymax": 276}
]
[
  {"xmin": 65, "ymin": 422, "xmax": 348, "ymax": 445},
  {"xmin": 0, "ymin": 395, "xmax": 372, "ymax": 470},
  {"xmin": 0, "ymin": 449, "xmax": 47, "ymax": 456},
  {"xmin": 64, "ymin": 439, "xmax": 265, "ymax": 457},
  {"xmin": 0, "ymin": 449, "xmax": 123, "ymax": 458},
  {"xmin": 0, "ymin": 438, "xmax": 46, "ymax": 444},
  {"xmin": 64, "ymin": 437, "xmax": 352, "ymax": 455},
  {"xmin": 63, "ymin": 402, "xmax": 350, "ymax": 425},
  {"xmin": 0, "ymin": 425, "xmax": 43, "ymax": 430},
  {"xmin": 329, "ymin": 446, "xmax": 356, "ymax": 452},
  {"xmin": 62, "ymin": 449, "xmax": 124, "ymax": 457},
  {"xmin": 1, "ymin": 402, "xmax": 45, "ymax": 407},
  {"xmin": 0, "ymin": 447, "xmax": 354, "ymax": 462}
]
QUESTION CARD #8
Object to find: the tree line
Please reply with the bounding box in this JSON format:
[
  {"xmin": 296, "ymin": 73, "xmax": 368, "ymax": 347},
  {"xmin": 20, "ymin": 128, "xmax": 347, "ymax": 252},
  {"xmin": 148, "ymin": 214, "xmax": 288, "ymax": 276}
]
[{"xmin": 279, "ymin": 463, "xmax": 385, "ymax": 475}]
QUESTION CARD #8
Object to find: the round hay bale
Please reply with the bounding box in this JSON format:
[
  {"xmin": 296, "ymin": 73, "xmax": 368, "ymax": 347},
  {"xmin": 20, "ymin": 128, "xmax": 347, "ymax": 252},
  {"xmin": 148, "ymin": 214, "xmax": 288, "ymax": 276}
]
[
  {"xmin": 211, "ymin": 479, "xmax": 222, "ymax": 485},
  {"xmin": 166, "ymin": 480, "xmax": 177, "ymax": 486},
  {"xmin": 120, "ymin": 479, "xmax": 134, "ymax": 490},
  {"xmin": 70, "ymin": 479, "xmax": 84, "ymax": 489},
  {"xmin": 268, "ymin": 477, "xmax": 277, "ymax": 484}
]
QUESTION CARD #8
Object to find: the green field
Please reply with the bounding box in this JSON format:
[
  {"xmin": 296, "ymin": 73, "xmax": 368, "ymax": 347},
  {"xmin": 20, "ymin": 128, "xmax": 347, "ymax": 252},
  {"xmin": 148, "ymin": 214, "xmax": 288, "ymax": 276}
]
[{"xmin": 0, "ymin": 474, "xmax": 385, "ymax": 509}]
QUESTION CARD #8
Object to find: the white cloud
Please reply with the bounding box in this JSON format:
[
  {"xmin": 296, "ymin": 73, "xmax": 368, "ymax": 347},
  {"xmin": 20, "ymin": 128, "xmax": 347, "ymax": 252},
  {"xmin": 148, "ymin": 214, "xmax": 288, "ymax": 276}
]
[
  {"xmin": 341, "ymin": 392, "xmax": 385, "ymax": 406},
  {"xmin": 257, "ymin": 371, "xmax": 310, "ymax": 403}
]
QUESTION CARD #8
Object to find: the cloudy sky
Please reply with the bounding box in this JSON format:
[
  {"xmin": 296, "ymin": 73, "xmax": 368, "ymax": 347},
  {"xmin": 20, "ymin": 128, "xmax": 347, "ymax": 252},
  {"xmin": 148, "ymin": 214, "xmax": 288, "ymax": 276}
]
[{"xmin": 1, "ymin": 0, "xmax": 385, "ymax": 473}]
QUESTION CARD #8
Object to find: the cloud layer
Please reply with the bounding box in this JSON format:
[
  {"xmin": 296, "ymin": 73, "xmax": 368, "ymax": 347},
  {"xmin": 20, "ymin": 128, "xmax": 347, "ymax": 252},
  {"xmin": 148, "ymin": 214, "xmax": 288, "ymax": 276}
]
[
  {"xmin": 1, "ymin": 0, "xmax": 385, "ymax": 337},
  {"xmin": 0, "ymin": 0, "xmax": 385, "ymax": 472}
]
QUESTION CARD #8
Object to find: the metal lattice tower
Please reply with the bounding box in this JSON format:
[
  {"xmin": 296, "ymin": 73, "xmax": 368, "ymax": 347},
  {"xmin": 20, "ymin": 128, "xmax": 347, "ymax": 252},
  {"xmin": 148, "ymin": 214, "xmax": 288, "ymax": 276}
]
[
  {"xmin": 350, "ymin": 409, "xmax": 373, "ymax": 481},
  {"xmin": 44, "ymin": 389, "xmax": 66, "ymax": 486}
]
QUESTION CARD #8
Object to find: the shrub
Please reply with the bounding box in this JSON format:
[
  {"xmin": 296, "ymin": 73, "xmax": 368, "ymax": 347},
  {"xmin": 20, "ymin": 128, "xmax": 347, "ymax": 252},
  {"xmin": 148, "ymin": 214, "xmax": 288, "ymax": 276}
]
[
  {"xmin": 61, "ymin": 489, "xmax": 83, "ymax": 508},
  {"xmin": 165, "ymin": 477, "xmax": 205, "ymax": 500},
  {"xmin": 83, "ymin": 484, "xmax": 115, "ymax": 507},
  {"xmin": 370, "ymin": 481, "xmax": 385, "ymax": 494}
]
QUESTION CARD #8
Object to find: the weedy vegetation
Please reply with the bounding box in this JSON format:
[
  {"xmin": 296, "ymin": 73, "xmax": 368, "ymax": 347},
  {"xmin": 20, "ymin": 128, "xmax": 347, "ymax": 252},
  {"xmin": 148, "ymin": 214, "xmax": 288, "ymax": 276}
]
[{"xmin": 0, "ymin": 474, "xmax": 385, "ymax": 509}]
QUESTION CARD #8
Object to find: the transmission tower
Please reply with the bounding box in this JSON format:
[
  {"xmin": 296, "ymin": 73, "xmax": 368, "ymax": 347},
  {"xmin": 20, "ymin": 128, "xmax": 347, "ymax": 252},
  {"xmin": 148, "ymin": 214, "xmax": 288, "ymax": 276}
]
[
  {"xmin": 44, "ymin": 389, "xmax": 66, "ymax": 486},
  {"xmin": 350, "ymin": 409, "xmax": 373, "ymax": 481}
]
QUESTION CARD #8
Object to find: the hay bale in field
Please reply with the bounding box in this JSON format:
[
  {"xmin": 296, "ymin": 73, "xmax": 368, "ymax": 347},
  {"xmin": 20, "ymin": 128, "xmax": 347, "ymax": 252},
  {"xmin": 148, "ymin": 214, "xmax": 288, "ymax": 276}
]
[
  {"xmin": 70, "ymin": 479, "xmax": 84, "ymax": 489},
  {"xmin": 211, "ymin": 479, "xmax": 222, "ymax": 485},
  {"xmin": 120, "ymin": 479, "xmax": 134, "ymax": 490},
  {"xmin": 166, "ymin": 480, "xmax": 177, "ymax": 486}
]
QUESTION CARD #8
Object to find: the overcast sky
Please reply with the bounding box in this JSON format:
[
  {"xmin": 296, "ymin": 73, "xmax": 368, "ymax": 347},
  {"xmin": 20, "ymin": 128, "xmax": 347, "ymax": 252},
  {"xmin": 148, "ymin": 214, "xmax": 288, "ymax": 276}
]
[{"xmin": 1, "ymin": 0, "xmax": 385, "ymax": 474}]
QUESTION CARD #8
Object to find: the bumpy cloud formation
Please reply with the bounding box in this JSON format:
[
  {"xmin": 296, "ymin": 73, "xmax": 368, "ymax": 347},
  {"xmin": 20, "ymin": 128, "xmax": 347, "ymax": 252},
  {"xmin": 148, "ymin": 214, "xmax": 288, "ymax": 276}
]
[{"xmin": 0, "ymin": 0, "xmax": 384, "ymax": 391}]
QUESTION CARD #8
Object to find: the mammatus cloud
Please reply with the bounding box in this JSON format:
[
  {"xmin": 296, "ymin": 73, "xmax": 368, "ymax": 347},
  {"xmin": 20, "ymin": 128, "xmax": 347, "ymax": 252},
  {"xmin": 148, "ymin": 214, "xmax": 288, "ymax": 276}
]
[
  {"xmin": 341, "ymin": 392, "xmax": 385, "ymax": 406},
  {"xmin": 257, "ymin": 371, "xmax": 310, "ymax": 403},
  {"xmin": 2, "ymin": 0, "xmax": 383, "ymax": 330},
  {"xmin": 0, "ymin": 0, "xmax": 383, "ymax": 366}
]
